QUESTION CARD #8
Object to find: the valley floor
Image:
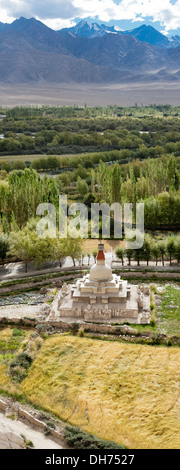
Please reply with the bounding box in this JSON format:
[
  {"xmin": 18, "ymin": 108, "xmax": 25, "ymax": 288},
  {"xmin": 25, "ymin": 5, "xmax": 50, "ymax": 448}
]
[{"xmin": 1, "ymin": 82, "xmax": 180, "ymax": 107}]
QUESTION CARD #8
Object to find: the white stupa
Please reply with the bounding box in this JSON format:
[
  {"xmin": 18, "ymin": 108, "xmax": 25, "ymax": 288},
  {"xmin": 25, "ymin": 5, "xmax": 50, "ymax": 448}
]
[
  {"xmin": 89, "ymin": 243, "xmax": 113, "ymax": 282},
  {"xmin": 54, "ymin": 243, "xmax": 150, "ymax": 324}
]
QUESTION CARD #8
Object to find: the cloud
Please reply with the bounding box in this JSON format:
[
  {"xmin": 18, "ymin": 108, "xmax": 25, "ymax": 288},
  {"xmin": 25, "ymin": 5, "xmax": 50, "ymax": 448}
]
[
  {"xmin": 43, "ymin": 18, "xmax": 76, "ymax": 30},
  {"xmin": 0, "ymin": 0, "xmax": 180, "ymax": 31},
  {"xmin": 0, "ymin": 0, "xmax": 81, "ymax": 20}
]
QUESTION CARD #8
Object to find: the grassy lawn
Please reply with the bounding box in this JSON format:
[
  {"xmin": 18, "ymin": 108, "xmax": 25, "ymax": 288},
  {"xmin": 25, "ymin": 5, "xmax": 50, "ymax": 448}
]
[
  {"xmin": 0, "ymin": 331, "xmax": 179, "ymax": 449},
  {"xmin": 110, "ymin": 283, "xmax": 180, "ymax": 337},
  {"xmin": 156, "ymin": 285, "xmax": 180, "ymax": 336}
]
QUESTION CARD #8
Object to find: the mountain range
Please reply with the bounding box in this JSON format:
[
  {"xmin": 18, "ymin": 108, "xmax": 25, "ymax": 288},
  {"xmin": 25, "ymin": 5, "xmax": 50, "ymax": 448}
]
[
  {"xmin": 62, "ymin": 20, "xmax": 180, "ymax": 48},
  {"xmin": 0, "ymin": 17, "xmax": 180, "ymax": 84}
]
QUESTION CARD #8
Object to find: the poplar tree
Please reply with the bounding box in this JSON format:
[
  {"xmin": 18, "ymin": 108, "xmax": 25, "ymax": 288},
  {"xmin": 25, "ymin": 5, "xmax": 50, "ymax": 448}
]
[{"xmin": 0, "ymin": 234, "xmax": 9, "ymax": 265}]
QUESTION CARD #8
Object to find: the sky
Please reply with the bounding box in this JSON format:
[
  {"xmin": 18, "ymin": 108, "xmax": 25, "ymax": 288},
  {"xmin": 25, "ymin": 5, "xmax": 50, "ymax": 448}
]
[{"xmin": 1, "ymin": 0, "xmax": 180, "ymax": 36}]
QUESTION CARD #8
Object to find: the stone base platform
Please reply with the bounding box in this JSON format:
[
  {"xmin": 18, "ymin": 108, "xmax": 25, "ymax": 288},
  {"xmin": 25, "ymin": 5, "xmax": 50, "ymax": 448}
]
[
  {"xmin": 48, "ymin": 243, "xmax": 151, "ymax": 325},
  {"xmin": 49, "ymin": 284, "xmax": 150, "ymax": 324}
]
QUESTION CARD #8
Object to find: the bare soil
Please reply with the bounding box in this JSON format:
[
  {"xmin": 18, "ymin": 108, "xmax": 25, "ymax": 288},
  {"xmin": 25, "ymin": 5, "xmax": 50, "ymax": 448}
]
[{"xmin": 0, "ymin": 82, "xmax": 180, "ymax": 107}]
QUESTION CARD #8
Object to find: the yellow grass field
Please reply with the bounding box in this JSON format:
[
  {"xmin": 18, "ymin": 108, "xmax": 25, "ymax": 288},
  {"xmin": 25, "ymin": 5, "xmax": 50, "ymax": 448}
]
[
  {"xmin": 84, "ymin": 239, "xmax": 123, "ymax": 251},
  {"xmin": 0, "ymin": 152, "xmax": 92, "ymax": 163},
  {"xmin": 20, "ymin": 335, "xmax": 180, "ymax": 449}
]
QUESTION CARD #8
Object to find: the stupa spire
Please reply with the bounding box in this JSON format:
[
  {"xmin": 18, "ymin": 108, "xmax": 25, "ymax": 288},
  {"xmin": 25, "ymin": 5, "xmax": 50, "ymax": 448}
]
[{"xmin": 97, "ymin": 242, "xmax": 105, "ymax": 263}]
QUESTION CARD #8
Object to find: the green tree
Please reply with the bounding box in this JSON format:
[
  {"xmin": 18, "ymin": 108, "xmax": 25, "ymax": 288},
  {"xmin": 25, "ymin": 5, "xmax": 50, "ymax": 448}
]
[
  {"xmin": 175, "ymin": 236, "xmax": 180, "ymax": 263},
  {"xmin": 167, "ymin": 154, "xmax": 177, "ymax": 192},
  {"xmin": 83, "ymin": 192, "xmax": 96, "ymax": 208},
  {"xmin": 166, "ymin": 236, "xmax": 176, "ymax": 265},
  {"xmin": 51, "ymin": 238, "xmax": 66, "ymax": 268},
  {"xmin": 8, "ymin": 231, "xmax": 53, "ymax": 272},
  {"xmin": 86, "ymin": 251, "xmax": 91, "ymax": 266},
  {"xmin": 13, "ymin": 161, "xmax": 26, "ymax": 170},
  {"xmin": 110, "ymin": 162, "xmax": 121, "ymax": 203},
  {"xmin": 125, "ymin": 248, "xmax": 134, "ymax": 266},
  {"xmin": 56, "ymin": 173, "xmax": 70, "ymax": 188},
  {"xmin": 133, "ymin": 244, "xmax": 145, "ymax": 266},
  {"xmin": 0, "ymin": 169, "xmax": 59, "ymax": 229},
  {"xmin": 90, "ymin": 169, "xmax": 96, "ymax": 194},
  {"xmin": 115, "ymin": 246, "xmax": 125, "ymax": 266},
  {"xmin": 151, "ymin": 241, "xmax": 160, "ymax": 266},
  {"xmin": 8, "ymin": 231, "xmax": 35, "ymax": 272},
  {"xmin": 144, "ymin": 197, "xmax": 159, "ymax": 230},
  {"xmin": 65, "ymin": 236, "xmax": 83, "ymax": 267},
  {"xmin": 142, "ymin": 234, "xmax": 152, "ymax": 266},
  {"xmin": 0, "ymin": 234, "xmax": 9, "ymax": 265},
  {"xmin": 92, "ymin": 249, "xmax": 98, "ymax": 262},
  {"xmin": 77, "ymin": 177, "xmax": 88, "ymax": 196},
  {"xmin": 158, "ymin": 240, "xmax": 166, "ymax": 266}
]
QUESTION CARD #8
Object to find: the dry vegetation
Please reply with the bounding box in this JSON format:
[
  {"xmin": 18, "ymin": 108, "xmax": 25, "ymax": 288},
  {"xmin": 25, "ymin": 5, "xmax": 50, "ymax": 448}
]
[
  {"xmin": 21, "ymin": 335, "xmax": 180, "ymax": 449},
  {"xmin": 84, "ymin": 239, "xmax": 123, "ymax": 251},
  {"xmin": 0, "ymin": 329, "xmax": 179, "ymax": 449}
]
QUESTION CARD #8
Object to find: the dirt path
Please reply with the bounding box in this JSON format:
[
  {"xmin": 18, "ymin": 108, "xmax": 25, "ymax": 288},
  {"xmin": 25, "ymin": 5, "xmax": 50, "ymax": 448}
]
[
  {"xmin": 0, "ymin": 305, "xmax": 40, "ymax": 319},
  {"xmin": 0, "ymin": 412, "xmax": 64, "ymax": 449}
]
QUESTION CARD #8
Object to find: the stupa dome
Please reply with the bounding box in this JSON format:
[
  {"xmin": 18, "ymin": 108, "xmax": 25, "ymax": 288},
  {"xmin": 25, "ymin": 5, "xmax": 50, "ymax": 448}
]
[
  {"xmin": 89, "ymin": 262, "xmax": 113, "ymax": 281},
  {"xmin": 89, "ymin": 243, "xmax": 113, "ymax": 281}
]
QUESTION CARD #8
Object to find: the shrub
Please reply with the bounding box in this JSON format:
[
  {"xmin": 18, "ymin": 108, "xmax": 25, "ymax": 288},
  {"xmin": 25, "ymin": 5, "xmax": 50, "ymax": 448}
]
[
  {"xmin": 78, "ymin": 328, "xmax": 84, "ymax": 338},
  {"xmin": 44, "ymin": 426, "xmax": 51, "ymax": 436},
  {"xmin": 12, "ymin": 329, "xmax": 25, "ymax": 337},
  {"xmin": 9, "ymin": 352, "xmax": 33, "ymax": 382},
  {"xmin": 64, "ymin": 426, "xmax": 125, "ymax": 449},
  {"xmin": 71, "ymin": 323, "xmax": 79, "ymax": 334},
  {"xmin": 150, "ymin": 291, "xmax": 156, "ymax": 325},
  {"xmin": 21, "ymin": 434, "xmax": 34, "ymax": 448},
  {"xmin": 25, "ymin": 440, "xmax": 34, "ymax": 449},
  {"xmin": 150, "ymin": 284, "xmax": 158, "ymax": 294},
  {"xmin": 45, "ymin": 420, "xmax": 56, "ymax": 429},
  {"xmin": 150, "ymin": 310, "xmax": 156, "ymax": 327},
  {"xmin": 149, "ymin": 334, "xmax": 162, "ymax": 345}
]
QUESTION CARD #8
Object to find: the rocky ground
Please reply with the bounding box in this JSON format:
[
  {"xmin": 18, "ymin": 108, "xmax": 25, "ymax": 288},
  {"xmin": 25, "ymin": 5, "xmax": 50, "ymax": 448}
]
[
  {"xmin": 0, "ymin": 412, "xmax": 63, "ymax": 449},
  {"xmin": 0, "ymin": 304, "xmax": 41, "ymax": 319},
  {"xmin": 0, "ymin": 395, "xmax": 69, "ymax": 450}
]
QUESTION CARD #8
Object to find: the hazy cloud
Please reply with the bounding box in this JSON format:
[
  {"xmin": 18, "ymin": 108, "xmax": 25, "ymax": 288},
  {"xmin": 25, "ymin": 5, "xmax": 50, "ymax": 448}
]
[
  {"xmin": 0, "ymin": 0, "xmax": 180, "ymax": 31},
  {"xmin": 0, "ymin": 0, "xmax": 81, "ymax": 19}
]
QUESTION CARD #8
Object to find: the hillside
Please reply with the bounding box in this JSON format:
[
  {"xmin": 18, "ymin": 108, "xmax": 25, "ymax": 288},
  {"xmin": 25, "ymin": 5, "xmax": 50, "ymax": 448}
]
[
  {"xmin": 121, "ymin": 24, "xmax": 170, "ymax": 48},
  {"xmin": 0, "ymin": 17, "xmax": 180, "ymax": 84},
  {"xmin": 3, "ymin": 335, "xmax": 178, "ymax": 449},
  {"xmin": 0, "ymin": 35, "xmax": 128, "ymax": 84},
  {"xmin": 59, "ymin": 33, "xmax": 167, "ymax": 73}
]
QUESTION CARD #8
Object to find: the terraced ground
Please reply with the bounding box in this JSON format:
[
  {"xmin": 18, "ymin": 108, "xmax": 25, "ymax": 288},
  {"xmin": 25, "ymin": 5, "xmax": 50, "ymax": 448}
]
[{"xmin": 0, "ymin": 329, "xmax": 179, "ymax": 449}]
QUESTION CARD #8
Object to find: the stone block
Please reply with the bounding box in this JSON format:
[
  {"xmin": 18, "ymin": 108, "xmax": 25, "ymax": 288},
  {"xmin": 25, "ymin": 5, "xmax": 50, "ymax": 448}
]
[{"xmin": 102, "ymin": 296, "xmax": 108, "ymax": 304}]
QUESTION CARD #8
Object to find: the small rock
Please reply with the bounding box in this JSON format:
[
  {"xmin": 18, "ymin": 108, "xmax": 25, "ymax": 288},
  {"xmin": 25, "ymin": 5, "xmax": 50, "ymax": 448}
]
[
  {"xmin": 165, "ymin": 305, "xmax": 178, "ymax": 309},
  {"xmin": 40, "ymin": 287, "xmax": 48, "ymax": 295},
  {"xmin": 119, "ymin": 325, "xmax": 138, "ymax": 335},
  {"xmin": 40, "ymin": 305, "xmax": 51, "ymax": 315},
  {"xmin": 52, "ymin": 280, "xmax": 62, "ymax": 288}
]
